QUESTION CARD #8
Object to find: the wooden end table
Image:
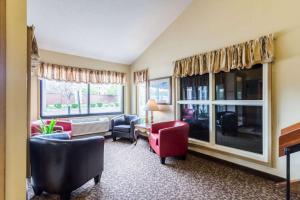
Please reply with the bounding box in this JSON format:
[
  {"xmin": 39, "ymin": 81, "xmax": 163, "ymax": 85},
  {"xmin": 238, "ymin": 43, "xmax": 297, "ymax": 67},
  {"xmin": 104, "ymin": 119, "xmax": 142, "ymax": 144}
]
[{"xmin": 134, "ymin": 123, "xmax": 151, "ymax": 145}]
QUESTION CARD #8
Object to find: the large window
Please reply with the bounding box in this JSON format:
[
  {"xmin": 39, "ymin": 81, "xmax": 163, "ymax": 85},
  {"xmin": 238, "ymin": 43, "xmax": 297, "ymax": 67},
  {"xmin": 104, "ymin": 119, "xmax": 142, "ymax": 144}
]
[
  {"xmin": 41, "ymin": 79, "xmax": 124, "ymax": 117},
  {"xmin": 137, "ymin": 83, "xmax": 147, "ymax": 122},
  {"xmin": 178, "ymin": 64, "xmax": 270, "ymax": 162},
  {"xmin": 180, "ymin": 74, "xmax": 210, "ymax": 141},
  {"xmin": 89, "ymin": 83, "xmax": 123, "ymax": 114}
]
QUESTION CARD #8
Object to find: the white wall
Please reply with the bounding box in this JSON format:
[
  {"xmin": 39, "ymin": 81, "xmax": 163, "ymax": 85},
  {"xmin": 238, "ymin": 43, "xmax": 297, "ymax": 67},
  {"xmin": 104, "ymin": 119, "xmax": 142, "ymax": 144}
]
[
  {"xmin": 131, "ymin": 0, "xmax": 300, "ymax": 179},
  {"xmin": 6, "ymin": 0, "xmax": 27, "ymax": 199},
  {"xmin": 6, "ymin": 2, "xmax": 300, "ymax": 199}
]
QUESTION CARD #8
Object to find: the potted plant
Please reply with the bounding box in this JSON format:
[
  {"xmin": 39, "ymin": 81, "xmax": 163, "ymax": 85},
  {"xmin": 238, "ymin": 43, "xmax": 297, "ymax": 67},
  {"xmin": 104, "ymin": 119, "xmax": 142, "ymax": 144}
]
[{"xmin": 39, "ymin": 119, "xmax": 57, "ymax": 134}]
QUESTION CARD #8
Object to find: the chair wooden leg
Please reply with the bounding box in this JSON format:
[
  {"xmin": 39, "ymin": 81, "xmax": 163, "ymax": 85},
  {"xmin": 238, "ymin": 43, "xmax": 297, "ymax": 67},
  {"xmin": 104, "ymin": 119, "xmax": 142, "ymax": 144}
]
[{"xmin": 160, "ymin": 157, "xmax": 166, "ymax": 164}]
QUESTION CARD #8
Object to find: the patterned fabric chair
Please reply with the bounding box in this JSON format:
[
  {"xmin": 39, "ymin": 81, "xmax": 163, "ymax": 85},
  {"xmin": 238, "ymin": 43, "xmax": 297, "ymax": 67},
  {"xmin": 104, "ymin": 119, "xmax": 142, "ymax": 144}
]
[{"xmin": 111, "ymin": 114, "xmax": 140, "ymax": 142}]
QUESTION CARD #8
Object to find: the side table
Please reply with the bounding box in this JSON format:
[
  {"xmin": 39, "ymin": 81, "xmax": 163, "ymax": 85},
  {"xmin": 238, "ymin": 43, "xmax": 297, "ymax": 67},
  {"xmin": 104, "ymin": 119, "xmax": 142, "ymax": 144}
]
[{"xmin": 134, "ymin": 123, "xmax": 151, "ymax": 145}]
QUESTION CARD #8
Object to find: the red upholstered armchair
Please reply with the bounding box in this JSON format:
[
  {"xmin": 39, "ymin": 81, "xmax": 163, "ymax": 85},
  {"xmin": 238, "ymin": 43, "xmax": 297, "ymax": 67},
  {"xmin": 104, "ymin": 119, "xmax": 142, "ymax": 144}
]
[
  {"xmin": 31, "ymin": 120, "xmax": 72, "ymax": 137},
  {"xmin": 149, "ymin": 120, "xmax": 189, "ymax": 164}
]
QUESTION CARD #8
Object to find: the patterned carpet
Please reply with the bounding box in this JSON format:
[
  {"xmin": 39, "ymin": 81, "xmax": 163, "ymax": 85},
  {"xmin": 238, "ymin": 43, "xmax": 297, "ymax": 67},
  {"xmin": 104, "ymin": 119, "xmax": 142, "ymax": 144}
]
[{"xmin": 27, "ymin": 138, "xmax": 300, "ymax": 200}]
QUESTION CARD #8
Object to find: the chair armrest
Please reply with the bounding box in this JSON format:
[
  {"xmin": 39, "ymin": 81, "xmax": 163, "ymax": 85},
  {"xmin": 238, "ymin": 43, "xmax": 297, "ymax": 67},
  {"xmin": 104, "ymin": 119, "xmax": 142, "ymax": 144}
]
[
  {"xmin": 68, "ymin": 136, "xmax": 104, "ymax": 173},
  {"xmin": 34, "ymin": 132, "xmax": 71, "ymax": 140},
  {"xmin": 31, "ymin": 122, "xmax": 41, "ymax": 134},
  {"xmin": 159, "ymin": 126, "xmax": 187, "ymax": 140},
  {"xmin": 53, "ymin": 125, "xmax": 64, "ymax": 132},
  {"xmin": 130, "ymin": 117, "xmax": 140, "ymax": 126},
  {"xmin": 130, "ymin": 117, "xmax": 140, "ymax": 134},
  {"xmin": 158, "ymin": 125, "xmax": 189, "ymax": 149},
  {"xmin": 151, "ymin": 121, "xmax": 174, "ymax": 133},
  {"xmin": 55, "ymin": 121, "xmax": 72, "ymax": 131}
]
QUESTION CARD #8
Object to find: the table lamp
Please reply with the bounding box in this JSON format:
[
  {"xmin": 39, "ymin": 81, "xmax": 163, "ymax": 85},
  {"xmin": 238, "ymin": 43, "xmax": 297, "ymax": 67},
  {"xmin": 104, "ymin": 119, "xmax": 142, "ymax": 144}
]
[{"xmin": 145, "ymin": 99, "xmax": 159, "ymax": 124}]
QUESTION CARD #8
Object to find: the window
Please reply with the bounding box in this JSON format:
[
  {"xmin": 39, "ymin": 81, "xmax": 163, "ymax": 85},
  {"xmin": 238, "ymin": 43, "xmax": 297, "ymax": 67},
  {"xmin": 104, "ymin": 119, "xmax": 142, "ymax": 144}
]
[
  {"xmin": 180, "ymin": 74, "xmax": 210, "ymax": 141},
  {"xmin": 215, "ymin": 105, "xmax": 263, "ymax": 154},
  {"xmin": 137, "ymin": 83, "xmax": 147, "ymax": 122},
  {"xmin": 41, "ymin": 79, "xmax": 124, "ymax": 117},
  {"xmin": 180, "ymin": 74, "xmax": 209, "ymax": 100},
  {"xmin": 215, "ymin": 65, "xmax": 262, "ymax": 100},
  {"xmin": 181, "ymin": 104, "xmax": 209, "ymax": 141},
  {"xmin": 178, "ymin": 64, "xmax": 270, "ymax": 162},
  {"xmin": 89, "ymin": 84, "xmax": 123, "ymax": 114},
  {"xmin": 214, "ymin": 65, "xmax": 263, "ymax": 154},
  {"xmin": 41, "ymin": 80, "xmax": 88, "ymax": 116}
]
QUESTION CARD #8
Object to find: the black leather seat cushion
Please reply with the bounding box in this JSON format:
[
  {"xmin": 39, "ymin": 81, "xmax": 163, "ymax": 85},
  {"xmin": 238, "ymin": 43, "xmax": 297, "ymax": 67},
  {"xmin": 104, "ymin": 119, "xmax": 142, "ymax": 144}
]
[{"xmin": 113, "ymin": 125, "xmax": 131, "ymax": 133}]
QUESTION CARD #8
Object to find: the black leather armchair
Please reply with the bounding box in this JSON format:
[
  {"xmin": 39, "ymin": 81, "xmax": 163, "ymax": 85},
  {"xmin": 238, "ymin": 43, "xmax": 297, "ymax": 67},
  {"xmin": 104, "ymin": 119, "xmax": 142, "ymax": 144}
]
[
  {"xmin": 30, "ymin": 134, "xmax": 104, "ymax": 200},
  {"xmin": 111, "ymin": 114, "xmax": 140, "ymax": 142}
]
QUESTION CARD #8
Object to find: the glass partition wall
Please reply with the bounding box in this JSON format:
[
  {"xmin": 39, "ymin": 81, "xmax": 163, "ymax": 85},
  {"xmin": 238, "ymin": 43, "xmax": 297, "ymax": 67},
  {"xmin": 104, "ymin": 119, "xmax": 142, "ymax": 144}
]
[
  {"xmin": 180, "ymin": 74, "xmax": 210, "ymax": 142},
  {"xmin": 177, "ymin": 64, "xmax": 270, "ymax": 162}
]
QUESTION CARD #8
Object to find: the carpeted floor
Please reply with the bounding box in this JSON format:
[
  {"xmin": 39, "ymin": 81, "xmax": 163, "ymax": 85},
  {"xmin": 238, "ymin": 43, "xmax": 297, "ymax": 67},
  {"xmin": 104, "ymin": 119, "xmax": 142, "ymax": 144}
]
[{"xmin": 27, "ymin": 138, "xmax": 300, "ymax": 200}]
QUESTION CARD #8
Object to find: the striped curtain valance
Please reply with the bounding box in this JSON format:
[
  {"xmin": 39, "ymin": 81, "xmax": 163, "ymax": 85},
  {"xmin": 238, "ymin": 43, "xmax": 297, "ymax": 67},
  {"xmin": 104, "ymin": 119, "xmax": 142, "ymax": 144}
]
[
  {"xmin": 38, "ymin": 62, "xmax": 127, "ymax": 85},
  {"xmin": 174, "ymin": 34, "xmax": 274, "ymax": 78},
  {"xmin": 27, "ymin": 26, "xmax": 40, "ymax": 67},
  {"xmin": 133, "ymin": 69, "xmax": 148, "ymax": 84}
]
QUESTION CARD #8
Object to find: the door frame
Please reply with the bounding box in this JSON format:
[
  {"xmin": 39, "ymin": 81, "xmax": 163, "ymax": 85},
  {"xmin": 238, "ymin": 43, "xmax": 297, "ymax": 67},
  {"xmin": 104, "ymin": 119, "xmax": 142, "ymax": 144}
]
[{"xmin": 0, "ymin": 0, "xmax": 6, "ymax": 199}]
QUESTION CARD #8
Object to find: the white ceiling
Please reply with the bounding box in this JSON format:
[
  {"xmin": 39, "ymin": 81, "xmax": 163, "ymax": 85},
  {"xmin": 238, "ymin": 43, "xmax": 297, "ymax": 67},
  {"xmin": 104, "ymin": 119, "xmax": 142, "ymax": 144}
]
[{"xmin": 27, "ymin": 0, "xmax": 192, "ymax": 64}]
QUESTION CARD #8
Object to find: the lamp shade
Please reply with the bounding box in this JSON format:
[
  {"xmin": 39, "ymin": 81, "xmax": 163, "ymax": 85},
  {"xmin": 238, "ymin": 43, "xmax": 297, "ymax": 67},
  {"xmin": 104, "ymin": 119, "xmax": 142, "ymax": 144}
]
[{"xmin": 145, "ymin": 99, "xmax": 159, "ymax": 111}]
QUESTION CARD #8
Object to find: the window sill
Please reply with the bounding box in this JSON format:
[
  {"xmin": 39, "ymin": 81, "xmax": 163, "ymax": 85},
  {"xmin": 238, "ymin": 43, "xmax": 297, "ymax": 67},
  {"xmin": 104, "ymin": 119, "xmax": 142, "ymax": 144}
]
[
  {"xmin": 188, "ymin": 138, "xmax": 270, "ymax": 164},
  {"xmin": 40, "ymin": 112, "xmax": 124, "ymax": 119}
]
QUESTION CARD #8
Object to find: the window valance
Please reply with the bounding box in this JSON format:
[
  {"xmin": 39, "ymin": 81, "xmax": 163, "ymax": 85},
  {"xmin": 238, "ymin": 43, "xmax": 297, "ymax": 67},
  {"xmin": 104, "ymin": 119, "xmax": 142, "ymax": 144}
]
[
  {"xmin": 133, "ymin": 69, "xmax": 148, "ymax": 84},
  {"xmin": 38, "ymin": 62, "xmax": 127, "ymax": 85},
  {"xmin": 174, "ymin": 34, "xmax": 274, "ymax": 77},
  {"xmin": 27, "ymin": 26, "xmax": 40, "ymax": 67}
]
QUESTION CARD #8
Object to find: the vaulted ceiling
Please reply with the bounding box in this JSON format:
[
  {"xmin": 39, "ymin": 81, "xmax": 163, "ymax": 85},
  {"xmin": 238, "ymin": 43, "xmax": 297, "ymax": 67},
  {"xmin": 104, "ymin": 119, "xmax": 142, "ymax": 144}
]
[{"xmin": 27, "ymin": 0, "xmax": 192, "ymax": 64}]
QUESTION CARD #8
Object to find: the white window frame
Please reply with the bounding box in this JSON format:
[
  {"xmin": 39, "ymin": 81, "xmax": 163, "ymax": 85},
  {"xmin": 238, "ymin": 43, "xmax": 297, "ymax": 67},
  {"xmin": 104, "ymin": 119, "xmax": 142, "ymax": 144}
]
[
  {"xmin": 136, "ymin": 82, "xmax": 147, "ymax": 120},
  {"xmin": 176, "ymin": 63, "xmax": 271, "ymax": 163},
  {"xmin": 40, "ymin": 79, "xmax": 125, "ymax": 118}
]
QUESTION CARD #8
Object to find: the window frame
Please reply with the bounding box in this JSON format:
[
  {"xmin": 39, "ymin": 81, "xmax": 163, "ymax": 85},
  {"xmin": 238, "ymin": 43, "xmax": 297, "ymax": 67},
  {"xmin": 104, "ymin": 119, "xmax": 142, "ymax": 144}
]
[
  {"xmin": 40, "ymin": 80, "xmax": 125, "ymax": 118},
  {"xmin": 136, "ymin": 82, "xmax": 147, "ymax": 119},
  {"xmin": 176, "ymin": 63, "xmax": 271, "ymax": 163}
]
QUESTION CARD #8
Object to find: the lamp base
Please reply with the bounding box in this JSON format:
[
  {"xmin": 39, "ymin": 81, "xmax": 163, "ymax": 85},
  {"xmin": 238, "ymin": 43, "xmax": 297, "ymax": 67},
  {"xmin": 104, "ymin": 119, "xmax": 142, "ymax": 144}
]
[
  {"xmin": 145, "ymin": 111, "xmax": 154, "ymax": 124},
  {"xmin": 150, "ymin": 111, "xmax": 154, "ymax": 124},
  {"xmin": 145, "ymin": 111, "xmax": 149, "ymax": 124}
]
